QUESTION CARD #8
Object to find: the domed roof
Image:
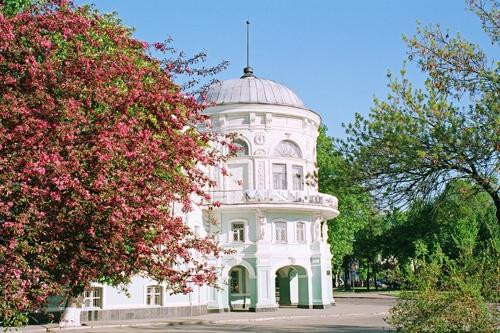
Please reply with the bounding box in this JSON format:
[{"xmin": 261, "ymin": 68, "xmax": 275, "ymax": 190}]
[{"xmin": 205, "ymin": 71, "xmax": 305, "ymax": 108}]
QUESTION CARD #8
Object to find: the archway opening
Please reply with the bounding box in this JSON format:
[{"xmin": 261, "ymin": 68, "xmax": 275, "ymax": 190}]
[
  {"xmin": 228, "ymin": 265, "xmax": 251, "ymax": 311},
  {"xmin": 275, "ymin": 265, "xmax": 309, "ymax": 308}
]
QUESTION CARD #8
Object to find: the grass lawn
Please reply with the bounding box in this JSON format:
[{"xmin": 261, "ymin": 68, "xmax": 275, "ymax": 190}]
[{"xmin": 333, "ymin": 288, "xmax": 401, "ymax": 297}]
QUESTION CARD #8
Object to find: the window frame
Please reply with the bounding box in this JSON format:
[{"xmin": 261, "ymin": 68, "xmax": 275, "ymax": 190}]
[
  {"xmin": 230, "ymin": 221, "xmax": 246, "ymax": 243},
  {"xmin": 272, "ymin": 163, "xmax": 287, "ymax": 190},
  {"xmin": 292, "ymin": 165, "xmax": 304, "ymax": 191},
  {"xmin": 274, "ymin": 221, "xmax": 287, "ymax": 243},
  {"xmin": 296, "ymin": 222, "xmax": 306, "ymax": 243},
  {"xmin": 83, "ymin": 287, "xmax": 103, "ymax": 309},
  {"xmin": 146, "ymin": 285, "xmax": 163, "ymax": 306}
]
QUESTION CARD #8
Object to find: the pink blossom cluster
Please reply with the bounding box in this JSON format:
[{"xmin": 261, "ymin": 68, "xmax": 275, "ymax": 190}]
[{"xmin": 0, "ymin": 0, "xmax": 229, "ymax": 325}]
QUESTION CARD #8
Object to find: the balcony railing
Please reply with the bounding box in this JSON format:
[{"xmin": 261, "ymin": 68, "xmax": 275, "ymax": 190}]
[{"xmin": 208, "ymin": 190, "xmax": 338, "ymax": 210}]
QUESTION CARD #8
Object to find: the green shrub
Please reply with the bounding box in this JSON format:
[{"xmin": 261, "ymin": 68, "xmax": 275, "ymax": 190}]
[{"xmin": 386, "ymin": 248, "xmax": 498, "ymax": 332}]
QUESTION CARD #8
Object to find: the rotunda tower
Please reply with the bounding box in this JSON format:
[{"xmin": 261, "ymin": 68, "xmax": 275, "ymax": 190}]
[{"xmin": 202, "ymin": 68, "xmax": 339, "ymax": 312}]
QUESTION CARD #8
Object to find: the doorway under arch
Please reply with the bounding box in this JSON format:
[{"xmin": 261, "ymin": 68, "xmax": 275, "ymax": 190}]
[
  {"xmin": 228, "ymin": 265, "xmax": 251, "ymax": 311},
  {"xmin": 275, "ymin": 265, "xmax": 310, "ymax": 308}
]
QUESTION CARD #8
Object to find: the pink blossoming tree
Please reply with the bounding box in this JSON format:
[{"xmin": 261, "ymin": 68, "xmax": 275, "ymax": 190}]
[{"xmin": 0, "ymin": 0, "xmax": 230, "ymax": 326}]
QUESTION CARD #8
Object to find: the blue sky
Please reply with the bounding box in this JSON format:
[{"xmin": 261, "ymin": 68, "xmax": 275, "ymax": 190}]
[{"xmin": 75, "ymin": 0, "xmax": 493, "ymax": 138}]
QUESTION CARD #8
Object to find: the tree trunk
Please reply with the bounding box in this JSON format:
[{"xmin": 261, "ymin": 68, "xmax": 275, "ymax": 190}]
[
  {"xmin": 59, "ymin": 296, "xmax": 82, "ymax": 327},
  {"xmin": 470, "ymin": 172, "xmax": 500, "ymax": 224},
  {"xmin": 374, "ymin": 259, "xmax": 378, "ymax": 291},
  {"xmin": 484, "ymin": 184, "xmax": 500, "ymax": 224},
  {"xmin": 494, "ymin": 193, "xmax": 500, "ymax": 224},
  {"xmin": 366, "ymin": 262, "xmax": 370, "ymax": 291},
  {"xmin": 344, "ymin": 260, "xmax": 350, "ymax": 290}
]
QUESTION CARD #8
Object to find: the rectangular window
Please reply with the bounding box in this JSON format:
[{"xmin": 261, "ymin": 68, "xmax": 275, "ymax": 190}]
[
  {"xmin": 146, "ymin": 285, "xmax": 162, "ymax": 306},
  {"xmin": 297, "ymin": 222, "xmax": 305, "ymax": 243},
  {"xmin": 83, "ymin": 287, "xmax": 102, "ymax": 309},
  {"xmin": 231, "ymin": 223, "xmax": 245, "ymax": 242},
  {"xmin": 275, "ymin": 222, "xmax": 287, "ymax": 243},
  {"xmin": 273, "ymin": 164, "xmax": 287, "ymax": 190},
  {"xmin": 292, "ymin": 165, "xmax": 304, "ymax": 191}
]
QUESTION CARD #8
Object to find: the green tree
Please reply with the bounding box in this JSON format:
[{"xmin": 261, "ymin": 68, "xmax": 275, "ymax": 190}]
[
  {"xmin": 352, "ymin": 213, "xmax": 392, "ymax": 290},
  {"xmin": 338, "ymin": 0, "xmax": 499, "ymax": 222},
  {"xmin": 384, "ymin": 180, "xmax": 498, "ymax": 331},
  {"xmin": 384, "ymin": 180, "xmax": 497, "ymax": 267},
  {"xmin": 316, "ymin": 125, "xmax": 373, "ymax": 281},
  {"xmin": 1, "ymin": 0, "xmax": 33, "ymax": 17},
  {"xmin": 387, "ymin": 246, "xmax": 498, "ymax": 332}
]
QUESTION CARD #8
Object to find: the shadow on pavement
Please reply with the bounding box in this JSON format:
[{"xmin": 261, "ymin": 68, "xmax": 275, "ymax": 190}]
[{"xmin": 88, "ymin": 322, "xmax": 392, "ymax": 333}]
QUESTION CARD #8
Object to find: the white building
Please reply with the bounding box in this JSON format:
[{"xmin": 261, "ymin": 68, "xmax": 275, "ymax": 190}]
[{"xmin": 72, "ymin": 67, "xmax": 339, "ymax": 321}]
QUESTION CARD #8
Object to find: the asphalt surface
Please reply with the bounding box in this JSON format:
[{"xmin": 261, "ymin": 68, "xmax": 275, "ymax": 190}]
[{"xmin": 18, "ymin": 298, "xmax": 396, "ymax": 333}]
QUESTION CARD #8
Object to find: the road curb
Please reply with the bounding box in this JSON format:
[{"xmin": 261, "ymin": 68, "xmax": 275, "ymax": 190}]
[
  {"xmin": 211, "ymin": 311, "xmax": 389, "ymax": 323},
  {"xmin": 334, "ymin": 294, "xmax": 399, "ymax": 299},
  {"xmin": 16, "ymin": 311, "xmax": 389, "ymax": 332}
]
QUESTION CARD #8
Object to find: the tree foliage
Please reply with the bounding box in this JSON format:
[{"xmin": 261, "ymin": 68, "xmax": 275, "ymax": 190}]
[
  {"xmin": 386, "ymin": 180, "xmax": 496, "ymax": 262},
  {"xmin": 0, "ymin": 0, "xmax": 228, "ymax": 326},
  {"xmin": 387, "ymin": 245, "xmax": 498, "ymax": 332},
  {"xmin": 338, "ymin": 0, "xmax": 499, "ymax": 221},
  {"xmin": 383, "ymin": 180, "xmax": 499, "ymax": 331},
  {"xmin": 467, "ymin": 0, "xmax": 500, "ymax": 44},
  {"xmin": 352, "ymin": 213, "xmax": 391, "ymax": 290},
  {"xmin": 316, "ymin": 125, "xmax": 373, "ymax": 275},
  {"xmin": 0, "ymin": 0, "xmax": 32, "ymax": 17}
]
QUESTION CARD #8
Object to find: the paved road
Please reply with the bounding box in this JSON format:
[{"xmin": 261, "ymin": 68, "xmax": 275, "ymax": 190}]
[{"xmin": 71, "ymin": 298, "xmax": 395, "ymax": 333}]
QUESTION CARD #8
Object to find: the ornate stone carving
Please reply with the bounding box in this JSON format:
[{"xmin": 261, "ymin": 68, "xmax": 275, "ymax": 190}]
[
  {"xmin": 257, "ymin": 161, "xmax": 266, "ymax": 190},
  {"xmin": 302, "ymin": 118, "xmax": 309, "ymax": 130},
  {"xmin": 313, "ymin": 216, "xmax": 322, "ymax": 241},
  {"xmin": 254, "ymin": 132, "xmax": 265, "ymax": 145},
  {"xmin": 249, "ymin": 112, "xmax": 256, "ymax": 124},
  {"xmin": 265, "ymin": 113, "xmax": 272, "ymax": 125},
  {"xmin": 310, "ymin": 257, "xmax": 320, "ymax": 265},
  {"xmin": 273, "ymin": 141, "xmax": 302, "ymax": 158},
  {"xmin": 256, "ymin": 208, "xmax": 267, "ymax": 241},
  {"xmin": 254, "ymin": 149, "xmax": 266, "ymax": 156},
  {"xmin": 321, "ymin": 221, "xmax": 328, "ymax": 241}
]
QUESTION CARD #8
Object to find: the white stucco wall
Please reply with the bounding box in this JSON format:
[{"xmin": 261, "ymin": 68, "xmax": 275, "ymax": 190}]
[{"xmin": 63, "ymin": 75, "xmax": 339, "ymax": 316}]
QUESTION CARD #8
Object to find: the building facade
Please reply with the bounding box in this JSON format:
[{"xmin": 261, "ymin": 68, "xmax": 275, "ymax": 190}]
[{"xmin": 70, "ymin": 68, "xmax": 339, "ymax": 321}]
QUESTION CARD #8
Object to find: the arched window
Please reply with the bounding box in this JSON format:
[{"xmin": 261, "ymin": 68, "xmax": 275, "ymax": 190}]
[
  {"xmin": 233, "ymin": 139, "xmax": 249, "ymax": 156},
  {"xmin": 273, "ymin": 140, "xmax": 302, "ymax": 158}
]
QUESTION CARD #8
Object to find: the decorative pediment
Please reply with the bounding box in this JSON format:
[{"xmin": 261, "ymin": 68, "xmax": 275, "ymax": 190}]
[{"xmin": 273, "ymin": 140, "xmax": 302, "ymax": 158}]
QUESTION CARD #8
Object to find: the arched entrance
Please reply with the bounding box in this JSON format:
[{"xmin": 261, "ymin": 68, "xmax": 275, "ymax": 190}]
[
  {"xmin": 228, "ymin": 265, "xmax": 251, "ymax": 311},
  {"xmin": 275, "ymin": 265, "xmax": 310, "ymax": 308}
]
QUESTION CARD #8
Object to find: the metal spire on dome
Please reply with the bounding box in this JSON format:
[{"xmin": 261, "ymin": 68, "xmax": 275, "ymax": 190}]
[{"xmin": 241, "ymin": 20, "xmax": 254, "ymax": 78}]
